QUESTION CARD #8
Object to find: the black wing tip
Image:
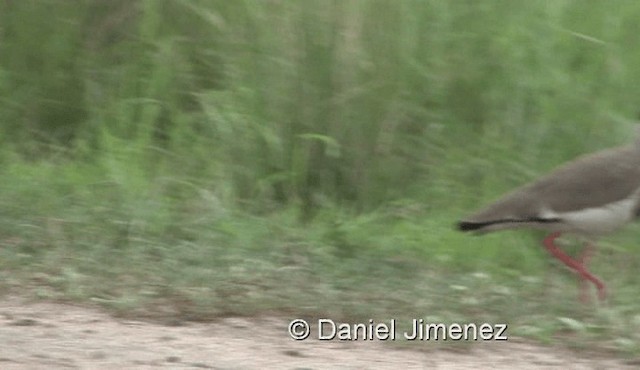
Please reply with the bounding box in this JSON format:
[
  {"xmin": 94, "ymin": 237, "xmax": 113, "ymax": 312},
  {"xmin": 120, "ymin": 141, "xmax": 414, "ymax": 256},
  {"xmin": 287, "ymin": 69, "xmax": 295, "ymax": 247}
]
[
  {"xmin": 457, "ymin": 221, "xmax": 486, "ymax": 232},
  {"xmin": 456, "ymin": 217, "xmax": 561, "ymax": 232}
]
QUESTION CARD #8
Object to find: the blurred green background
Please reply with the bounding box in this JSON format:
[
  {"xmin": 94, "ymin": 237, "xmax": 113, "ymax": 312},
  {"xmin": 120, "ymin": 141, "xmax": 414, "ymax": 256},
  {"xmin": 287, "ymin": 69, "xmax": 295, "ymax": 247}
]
[{"xmin": 2, "ymin": 0, "xmax": 640, "ymax": 354}]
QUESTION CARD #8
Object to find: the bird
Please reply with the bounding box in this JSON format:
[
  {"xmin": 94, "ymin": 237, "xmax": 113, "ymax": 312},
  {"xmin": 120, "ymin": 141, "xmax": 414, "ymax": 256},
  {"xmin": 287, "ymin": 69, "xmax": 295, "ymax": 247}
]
[{"xmin": 457, "ymin": 127, "xmax": 640, "ymax": 302}]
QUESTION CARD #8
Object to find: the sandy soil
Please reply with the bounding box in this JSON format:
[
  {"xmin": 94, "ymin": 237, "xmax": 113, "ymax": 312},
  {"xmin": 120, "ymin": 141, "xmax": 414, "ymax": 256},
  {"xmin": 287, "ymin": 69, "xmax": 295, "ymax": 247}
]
[{"xmin": 0, "ymin": 297, "xmax": 635, "ymax": 369}]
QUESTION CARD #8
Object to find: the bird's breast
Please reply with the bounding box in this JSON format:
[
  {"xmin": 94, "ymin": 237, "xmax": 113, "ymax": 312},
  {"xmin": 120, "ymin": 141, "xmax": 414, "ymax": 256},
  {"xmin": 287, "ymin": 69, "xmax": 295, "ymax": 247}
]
[{"xmin": 550, "ymin": 195, "xmax": 639, "ymax": 235}]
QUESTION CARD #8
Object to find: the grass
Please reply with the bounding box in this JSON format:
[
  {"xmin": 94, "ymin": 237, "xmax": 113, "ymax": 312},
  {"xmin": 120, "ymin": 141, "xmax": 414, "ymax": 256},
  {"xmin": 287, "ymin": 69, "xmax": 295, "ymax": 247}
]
[
  {"xmin": 1, "ymin": 0, "xmax": 640, "ymax": 358},
  {"xmin": 2, "ymin": 175, "xmax": 640, "ymax": 354}
]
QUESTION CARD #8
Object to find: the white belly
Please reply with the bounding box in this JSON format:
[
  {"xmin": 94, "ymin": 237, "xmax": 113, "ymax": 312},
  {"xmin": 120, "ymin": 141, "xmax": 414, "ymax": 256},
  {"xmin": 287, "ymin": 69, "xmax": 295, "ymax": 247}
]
[{"xmin": 554, "ymin": 197, "xmax": 638, "ymax": 235}]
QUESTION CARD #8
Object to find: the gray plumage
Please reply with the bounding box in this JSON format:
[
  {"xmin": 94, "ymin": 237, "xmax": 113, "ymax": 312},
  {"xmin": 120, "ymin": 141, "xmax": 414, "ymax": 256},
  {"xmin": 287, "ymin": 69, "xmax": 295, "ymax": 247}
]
[{"xmin": 458, "ymin": 135, "xmax": 640, "ymax": 236}]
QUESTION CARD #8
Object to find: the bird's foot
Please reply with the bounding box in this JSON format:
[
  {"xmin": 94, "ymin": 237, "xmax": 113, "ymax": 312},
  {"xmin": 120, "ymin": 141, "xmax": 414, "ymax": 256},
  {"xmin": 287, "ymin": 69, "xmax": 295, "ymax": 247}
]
[{"xmin": 543, "ymin": 232, "xmax": 607, "ymax": 302}]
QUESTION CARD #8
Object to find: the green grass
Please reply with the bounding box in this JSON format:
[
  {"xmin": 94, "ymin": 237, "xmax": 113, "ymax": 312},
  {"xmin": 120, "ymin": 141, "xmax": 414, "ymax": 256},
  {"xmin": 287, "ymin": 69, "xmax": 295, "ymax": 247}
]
[{"xmin": 1, "ymin": 0, "xmax": 640, "ymax": 357}]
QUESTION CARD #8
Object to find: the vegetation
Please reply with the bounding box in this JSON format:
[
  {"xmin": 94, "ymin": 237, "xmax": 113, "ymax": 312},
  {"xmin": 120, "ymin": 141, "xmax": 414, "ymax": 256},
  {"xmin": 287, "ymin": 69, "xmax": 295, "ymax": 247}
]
[{"xmin": 2, "ymin": 0, "xmax": 640, "ymax": 354}]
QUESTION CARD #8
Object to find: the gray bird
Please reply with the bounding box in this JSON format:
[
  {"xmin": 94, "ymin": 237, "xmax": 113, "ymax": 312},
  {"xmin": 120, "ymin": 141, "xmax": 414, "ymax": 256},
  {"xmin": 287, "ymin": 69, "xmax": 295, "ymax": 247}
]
[{"xmin": 458, "ymin": 127, "xmax": 640, "ymax": 301}]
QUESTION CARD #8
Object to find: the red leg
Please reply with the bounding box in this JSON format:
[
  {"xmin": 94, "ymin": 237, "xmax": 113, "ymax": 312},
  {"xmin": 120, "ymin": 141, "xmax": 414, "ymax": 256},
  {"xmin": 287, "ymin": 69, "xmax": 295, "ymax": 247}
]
[
  {"xmin": 578, "ymin": 243, "xmax": 596, "ymax": 302},
  {"xmin": 542, "ymin": 232, "xmax": 606, "ymax": 302}
]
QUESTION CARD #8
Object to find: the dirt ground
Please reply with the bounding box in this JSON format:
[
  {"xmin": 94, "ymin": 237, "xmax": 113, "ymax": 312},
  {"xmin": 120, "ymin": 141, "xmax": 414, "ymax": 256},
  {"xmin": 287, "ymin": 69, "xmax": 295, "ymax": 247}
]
[{"xmin": 0, "ymin": 297, "xmax": 636, "ymax": 369}]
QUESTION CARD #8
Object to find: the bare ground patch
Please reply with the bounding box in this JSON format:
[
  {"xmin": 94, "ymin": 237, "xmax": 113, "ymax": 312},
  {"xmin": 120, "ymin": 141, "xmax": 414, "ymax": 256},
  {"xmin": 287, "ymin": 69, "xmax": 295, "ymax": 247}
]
[{"xmin": 0, "ymin": 297, "xmax": 635, "ymax": 369}]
